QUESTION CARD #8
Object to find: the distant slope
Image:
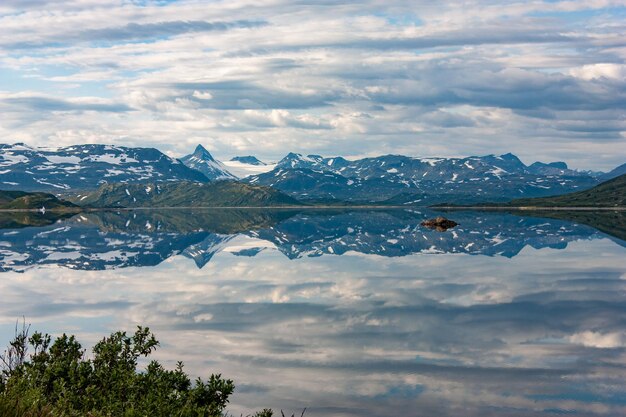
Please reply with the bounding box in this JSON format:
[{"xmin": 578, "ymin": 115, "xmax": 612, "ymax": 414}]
[
  {"xmin": 600, "ymin": 163, "xmax": 626, "ymax": 181},
  {"xmin": 508, "ymin": 174, "xmax": 626, "ymax": 207},
  {"xmin": 0, "ymin": 190, "xmax": 78, "ymax": 210},
  {"xmin": 72, "ymin": 181, "xmax": 302, "ymax": 208}
]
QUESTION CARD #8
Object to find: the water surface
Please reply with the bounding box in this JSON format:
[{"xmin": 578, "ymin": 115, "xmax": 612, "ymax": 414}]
[{"xmin": 1, "ymin": 209, "xmax": 625, "ymax": 416}]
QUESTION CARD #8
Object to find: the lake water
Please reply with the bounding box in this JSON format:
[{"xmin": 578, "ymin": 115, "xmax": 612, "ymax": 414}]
[{"xmin": 1, "ymin": 209, "xmax": 625, "ymax": 416}]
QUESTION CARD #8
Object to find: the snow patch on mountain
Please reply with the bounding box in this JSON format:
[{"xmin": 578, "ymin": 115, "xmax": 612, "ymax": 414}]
[{"xmin": 222, "ymin": 160, "xmax": 277, "ymax": 178}]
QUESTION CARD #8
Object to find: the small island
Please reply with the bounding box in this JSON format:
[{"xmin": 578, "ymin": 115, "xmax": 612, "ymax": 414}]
[{"xmin": 420, "ymin": 216, "xmax": 458, "ymax": 231}]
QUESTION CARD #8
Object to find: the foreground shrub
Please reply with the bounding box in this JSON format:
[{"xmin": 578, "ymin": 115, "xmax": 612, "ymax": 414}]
[{"xmin": 0, "ymin": 323, "xmax": 235, "ymax": 417}]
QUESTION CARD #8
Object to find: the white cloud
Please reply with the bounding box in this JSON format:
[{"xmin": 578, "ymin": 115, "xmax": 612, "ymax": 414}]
[
  {"xmin": 192, "ymin": 90, "xmax": 213, "ymax": 100},
  {"xmin": 569, "ymin": 63, "xmax": 626, "ymax": 80},
  {"xmin": 569, "ymin": 331, "xmax": 626, "ymax": 348}
]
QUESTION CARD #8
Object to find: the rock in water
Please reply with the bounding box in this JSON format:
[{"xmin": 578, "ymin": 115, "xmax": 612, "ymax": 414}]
[{"xmin": 420, "ymin": 216, "xmax": 458, "ymax": 231}]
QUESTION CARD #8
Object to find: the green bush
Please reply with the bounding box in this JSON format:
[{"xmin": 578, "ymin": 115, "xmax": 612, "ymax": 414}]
[{"xmin": 0, "ymin": 324, "xmax": 237, "ymax": 417}]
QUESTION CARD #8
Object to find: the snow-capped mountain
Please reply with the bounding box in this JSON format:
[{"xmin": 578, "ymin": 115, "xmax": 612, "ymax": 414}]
[
  {"xmin": 230, "ymin": 156, "xmax": 266, "ymax": 165},
  {"xmin": 246, "ymin": 152, "xmax": 603, "ymax": 204},
  {"xmin": 222, "ymin": 156, "xmax": 276, "ymax": 178},
  {"xmin": 180, "ymin": 146, "xmax": 277, "ymax": 179},
  {"xmin": 180, "ymin": 145, "xmax": 236, "ymax": 180},
  {"xmin": 0, "ymin": 143, "xmax": 208, "ymax": 192}
]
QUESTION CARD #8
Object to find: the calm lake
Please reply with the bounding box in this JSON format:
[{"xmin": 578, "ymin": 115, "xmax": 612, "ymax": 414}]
[{"xmin": 1, "ymin": 209, "xmax": 625, "ymax": 416}]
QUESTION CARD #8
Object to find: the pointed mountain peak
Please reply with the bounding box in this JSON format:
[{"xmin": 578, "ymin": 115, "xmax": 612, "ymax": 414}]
[
  {"xmin": 181, "ymin": 145, "xmax": 235, "ymax": 180},
  {"xmin": 193, "ymin": 144, "xmax": 215, "ymax": 161}
]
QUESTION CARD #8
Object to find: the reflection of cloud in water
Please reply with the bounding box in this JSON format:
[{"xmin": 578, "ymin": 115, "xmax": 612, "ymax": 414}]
[{"xmin": 0, "ymin": 232, "xmax": 625, "ymax": 416}]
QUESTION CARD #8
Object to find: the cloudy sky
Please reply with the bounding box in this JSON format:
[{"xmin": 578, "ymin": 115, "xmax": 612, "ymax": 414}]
[{"xmin": 0, "ymin": 0, "xmax": 624, "ymax": 170}]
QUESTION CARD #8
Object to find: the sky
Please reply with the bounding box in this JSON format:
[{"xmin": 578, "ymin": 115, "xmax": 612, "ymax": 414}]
[{"xmin": 0, "ymin": 0, "xmax": 624, "ymax": 170}]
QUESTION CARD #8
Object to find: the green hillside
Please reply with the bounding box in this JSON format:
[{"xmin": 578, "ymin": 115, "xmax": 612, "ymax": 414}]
[
  {"xmin": 72, "ymin": 181, "xmax": 303, "ymax": 208},
  {"xmin": 508, "ymin": 174, "xmax": 626, "ymax": 207},
  {"xmin": 0, "ymin": 190, "xmax": 78, "ymax": 210},
  {"xmin": 0, "ymin": 190, "xmax": 30, "ymax": 205}
]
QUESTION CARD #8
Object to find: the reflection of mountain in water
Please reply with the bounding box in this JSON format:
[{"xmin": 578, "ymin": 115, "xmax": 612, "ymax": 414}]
[
  {"xmin": 183, "ymin": 234, "xmax": 236, "ymax": 268},
  {"xmin": 252, "ymin": 210, "xmax": 626, "ymax": 259},
  {"xmin": 0, "ymin": 209, "xmax": 623, "ymax": 271}
]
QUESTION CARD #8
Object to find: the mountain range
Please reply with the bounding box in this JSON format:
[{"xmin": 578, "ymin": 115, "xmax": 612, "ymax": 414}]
[
  {"xmin": 0, "ymin": 142, "xmax": 624, "ymax": 207},
  {"xmin": 178, "ymin": 146, "xmax": 624, "ymax": 205},
  {"xmin": 242, "ymin": 152, "xmax": 604, "ymax": 204}
]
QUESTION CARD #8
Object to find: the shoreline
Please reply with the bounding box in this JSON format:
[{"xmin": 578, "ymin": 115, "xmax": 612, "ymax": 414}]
[
  {"xmin": 0, "ymin": 205, "xmax": 625, "ymax": 213},
  {"xmin": 433, "ymin": 206, "xmax": 626, "ymax": 211}
]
